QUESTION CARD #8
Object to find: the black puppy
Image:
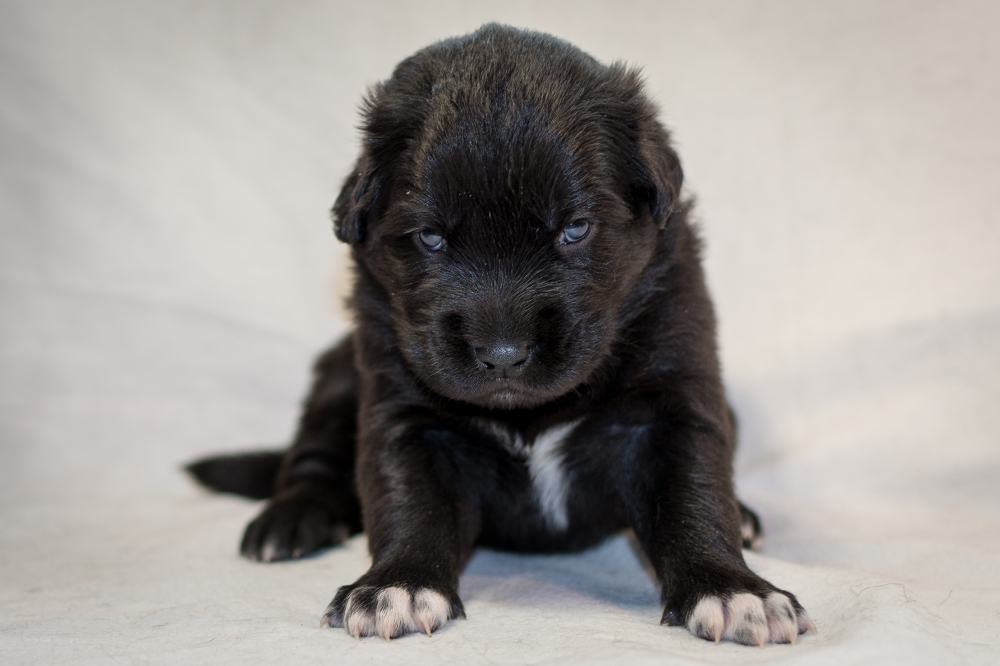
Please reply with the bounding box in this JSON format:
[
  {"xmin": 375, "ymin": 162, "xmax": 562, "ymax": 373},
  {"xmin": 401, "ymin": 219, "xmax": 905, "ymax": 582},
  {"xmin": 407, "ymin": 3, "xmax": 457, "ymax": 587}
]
[{"xmin": 188, "ymin": 24, "xmax": 813, "ymax": 646}]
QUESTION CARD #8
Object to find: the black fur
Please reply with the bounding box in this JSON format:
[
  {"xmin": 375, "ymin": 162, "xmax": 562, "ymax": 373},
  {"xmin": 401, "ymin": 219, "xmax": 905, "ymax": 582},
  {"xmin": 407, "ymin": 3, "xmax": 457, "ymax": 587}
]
[
  {"xmin": 185, "ymin": 451, "xmax": 281, "ymax": 500},
  {"xmin": 188, "ymin": 24, "xmax": 808, "ymax": 645}
]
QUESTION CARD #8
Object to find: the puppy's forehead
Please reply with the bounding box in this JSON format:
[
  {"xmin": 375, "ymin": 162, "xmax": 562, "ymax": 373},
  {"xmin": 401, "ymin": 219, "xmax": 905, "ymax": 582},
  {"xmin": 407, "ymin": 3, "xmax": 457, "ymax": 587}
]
[
  {"xmin": 407, "ymin": 94, "xmax": 610, "ymax": 235},
  {"xmin": 416, "ymin": 125, "xmax": 583, "ymax": 230},
  {"xmin": 377, "ymin": 31, "xmax": 642, "ymax": 238}
]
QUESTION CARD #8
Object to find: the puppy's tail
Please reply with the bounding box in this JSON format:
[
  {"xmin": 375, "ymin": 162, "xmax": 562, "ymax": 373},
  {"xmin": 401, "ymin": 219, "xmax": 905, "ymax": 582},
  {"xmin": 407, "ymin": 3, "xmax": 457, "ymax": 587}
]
[{"xmin": 185, "ymin": 450, "xmax": 283, "ymax": 500}]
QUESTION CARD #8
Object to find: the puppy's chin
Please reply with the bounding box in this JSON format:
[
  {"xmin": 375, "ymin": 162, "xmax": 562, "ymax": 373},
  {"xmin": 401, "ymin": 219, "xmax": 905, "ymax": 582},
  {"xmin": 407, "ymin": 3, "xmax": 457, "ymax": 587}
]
[
  {"xmin": 423, "ymin": 374, "xmax": 582, "ymax": 410},
  {"xmin": 471, "ymin": 384, "xmax": 554, "ymax": 410}
]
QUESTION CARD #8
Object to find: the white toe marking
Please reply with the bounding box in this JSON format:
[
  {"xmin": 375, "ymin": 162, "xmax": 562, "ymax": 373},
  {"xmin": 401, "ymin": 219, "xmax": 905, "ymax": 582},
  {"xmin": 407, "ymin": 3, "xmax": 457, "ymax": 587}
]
[
  {"xmin": 688, "ymin": 592, "xmax": 811, "ymax": 646},
  {"xmin": 342, "ymin": 587, "xmax": 451, "ymax": 639},
  {"xmin": 376, "ymin": 587, "xmax": 416, "ymax": 640},
  {"xmin": 797, "ymin": 606, "xmax": 817, "ymax": 635},
  {"xmin": 723, "ymin": 593, "xmax": 769, "ymax": 647},
  {"xmin": 413, "ymin": 589, "xmax": 451, "ymax": 636},
  {"xmin": 528, "ymin": 420, "xmax": 581, "ymax": 531},
  {"xmin": 740, "ymin": 521, "xmax": 761, "ymax": 549},
  {"xmin": 688, "ymin": 596, "xmax": 725, "ymax": 643},
  {"xmin": 344, "ymin": 589, "xmax": 375, "ymax": 638},
  {"xmin": 764, "ymin": 592, "xmax": 799, "ymax": 644}
]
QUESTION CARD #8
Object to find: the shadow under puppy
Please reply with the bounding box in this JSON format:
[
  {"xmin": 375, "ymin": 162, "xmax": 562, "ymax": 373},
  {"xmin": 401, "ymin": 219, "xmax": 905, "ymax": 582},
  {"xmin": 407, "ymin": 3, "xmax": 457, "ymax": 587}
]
[{"xmin": 188, "ymin": 24, "xmax": 814, "ymax": 646}]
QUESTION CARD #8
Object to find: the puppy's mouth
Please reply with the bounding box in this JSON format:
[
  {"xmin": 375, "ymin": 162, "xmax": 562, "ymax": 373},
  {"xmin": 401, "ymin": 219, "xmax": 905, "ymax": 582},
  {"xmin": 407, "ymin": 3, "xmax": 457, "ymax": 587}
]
[
  {"xmin": 465, "ymin": 376, "xmax": 578, "ymax": 410},
  {"xmin": 479, "ymin": 383, "xmax": 533, "ymax": 408},
  {"xmin": 415, "ymin": 359, "xmax": 586, "ymax": 410}
]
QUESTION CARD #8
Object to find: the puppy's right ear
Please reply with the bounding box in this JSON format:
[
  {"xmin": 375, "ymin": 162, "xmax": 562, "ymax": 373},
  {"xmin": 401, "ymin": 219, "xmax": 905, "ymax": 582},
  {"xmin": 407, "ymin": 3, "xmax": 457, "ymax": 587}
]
[
  {"xmin": 331, "ymin": 93, "xmax": 416, "ymax": 244},
  {"xmin": 332, "ymin": 69, "xmax": 434, "ymax": 243},
  {"xmin": 331, "ymin": 160, "xmax": 378, "ymax": 245}
]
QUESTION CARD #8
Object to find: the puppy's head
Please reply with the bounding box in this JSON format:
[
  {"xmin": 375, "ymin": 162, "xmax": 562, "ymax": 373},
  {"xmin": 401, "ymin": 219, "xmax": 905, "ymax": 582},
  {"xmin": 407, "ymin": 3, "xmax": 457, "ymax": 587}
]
[{"xmin": 334, "ymin": 25, "xmax": 683, "ymax": 409}]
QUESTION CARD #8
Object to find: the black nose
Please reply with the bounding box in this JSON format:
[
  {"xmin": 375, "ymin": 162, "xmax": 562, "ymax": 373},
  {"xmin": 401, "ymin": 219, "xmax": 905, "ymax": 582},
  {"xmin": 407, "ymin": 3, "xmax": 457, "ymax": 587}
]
[{"xmin": 475, "ymin": 342, "xmax": 530, "ymax": 378}]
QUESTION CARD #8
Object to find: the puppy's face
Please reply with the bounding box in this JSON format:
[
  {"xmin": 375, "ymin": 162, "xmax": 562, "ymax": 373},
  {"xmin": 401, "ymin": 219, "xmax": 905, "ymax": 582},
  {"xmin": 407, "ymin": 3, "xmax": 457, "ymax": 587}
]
[
  {"xmin": 335, "ymin": 42, "xmax": 681, "ymax": 409},
  {"xmin": 369, "ymin": 134, "xmax": 657, "ymax": 409}
]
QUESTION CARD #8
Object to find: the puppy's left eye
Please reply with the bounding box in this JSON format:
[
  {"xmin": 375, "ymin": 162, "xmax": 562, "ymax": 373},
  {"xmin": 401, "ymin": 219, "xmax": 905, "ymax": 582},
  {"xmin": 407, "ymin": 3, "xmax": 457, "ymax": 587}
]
[
  {"xmin": 418, "ymin": 229, "xmax": 445, "ymax": 251},
  {"xmin": 559, "ymin": 219, "xmax": 591, "ymax": 244}
]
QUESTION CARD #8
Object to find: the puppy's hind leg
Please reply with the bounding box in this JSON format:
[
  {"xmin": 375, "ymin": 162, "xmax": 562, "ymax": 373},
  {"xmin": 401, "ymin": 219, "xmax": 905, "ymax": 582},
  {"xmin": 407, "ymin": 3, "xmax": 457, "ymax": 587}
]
[
  {"xmin": 727, "ymin": 403, "xmax": 763, "ymax": 549},
  {"xmin": 240, "ymin": 335, "xmax": 363, "ymax": 561},
  {"xmin": 738, "ymin": 501, "xmax": 762, "ymax": 550}
]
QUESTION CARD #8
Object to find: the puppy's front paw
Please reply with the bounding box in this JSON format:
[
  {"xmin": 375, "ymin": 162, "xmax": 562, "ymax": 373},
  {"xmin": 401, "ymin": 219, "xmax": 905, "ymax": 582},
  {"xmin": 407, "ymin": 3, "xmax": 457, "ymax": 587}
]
[
  {"xmin": 320, "ymin": 585, "xmax": 461, "ymax": 639},
  {"xmin": 683, "ymin": 591, "xmax": 815, "ymax": 646}
]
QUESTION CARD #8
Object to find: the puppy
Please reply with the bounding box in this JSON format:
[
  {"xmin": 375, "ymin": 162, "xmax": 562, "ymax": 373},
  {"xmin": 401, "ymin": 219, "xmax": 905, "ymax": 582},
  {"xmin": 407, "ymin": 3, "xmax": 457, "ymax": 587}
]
[{"xmin": 188, "ymin": 24, "xmax": 813, "ymax": 646}]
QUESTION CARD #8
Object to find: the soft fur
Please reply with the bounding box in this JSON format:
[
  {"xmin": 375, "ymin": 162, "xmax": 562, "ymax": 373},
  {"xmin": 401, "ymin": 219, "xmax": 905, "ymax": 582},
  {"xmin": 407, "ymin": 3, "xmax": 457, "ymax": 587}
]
[{"xmin": 187, "ymin": 24, "xmax": 813, "ymax": 645}]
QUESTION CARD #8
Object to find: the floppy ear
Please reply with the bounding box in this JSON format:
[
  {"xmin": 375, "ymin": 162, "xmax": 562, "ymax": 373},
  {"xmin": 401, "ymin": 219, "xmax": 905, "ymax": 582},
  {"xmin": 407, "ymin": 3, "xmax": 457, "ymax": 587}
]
[
  {"xmin": 632, "ymin": 119, "xmax": 684, "ymax": 228},
  {"xmin": 331, "ymin": 158, "xmax": 381, "ymax": 245},
  {"xmin": 330, "ymin": 78, "xmax": 427, "ymax": 245},
  {"xmin": 604, "ymin": 66, "xmax": 684, "ymax": 228}
]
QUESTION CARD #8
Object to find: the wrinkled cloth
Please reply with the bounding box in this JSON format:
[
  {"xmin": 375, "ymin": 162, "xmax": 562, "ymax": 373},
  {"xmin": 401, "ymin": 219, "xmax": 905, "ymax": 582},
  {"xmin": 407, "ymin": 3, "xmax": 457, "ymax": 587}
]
[{"xmin": 2, "ymin": 1, "xmax": 999, "ymax": 664}]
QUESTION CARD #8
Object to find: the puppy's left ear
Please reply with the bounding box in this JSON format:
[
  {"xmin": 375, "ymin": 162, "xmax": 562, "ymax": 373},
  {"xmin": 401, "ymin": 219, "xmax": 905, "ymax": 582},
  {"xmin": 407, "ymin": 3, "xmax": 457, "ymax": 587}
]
[
  {"xmin": 632, "ymin": 120, "xmax": 683, "ymax": 228},
  {"xmin": 610, "ymin": 67, "xmax": 684, "ymax": 228}
]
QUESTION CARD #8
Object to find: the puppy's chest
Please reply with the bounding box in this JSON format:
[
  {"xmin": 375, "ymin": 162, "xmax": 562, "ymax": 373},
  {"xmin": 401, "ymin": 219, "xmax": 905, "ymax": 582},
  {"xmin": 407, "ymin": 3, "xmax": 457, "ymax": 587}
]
[{"xmin": 473, "ymin": 418, "xmax": 583, "ymax": 531}]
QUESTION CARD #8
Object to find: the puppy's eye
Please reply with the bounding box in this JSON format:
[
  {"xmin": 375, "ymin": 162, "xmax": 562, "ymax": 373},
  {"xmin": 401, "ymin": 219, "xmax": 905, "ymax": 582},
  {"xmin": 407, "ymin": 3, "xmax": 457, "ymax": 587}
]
[
  {"xmin": 560, "ymin": 219, "xmax": 591, "ymax": 244},
  {"xmin": 418, "ymin": 229, "xmax": 445, "ymax": 251}
]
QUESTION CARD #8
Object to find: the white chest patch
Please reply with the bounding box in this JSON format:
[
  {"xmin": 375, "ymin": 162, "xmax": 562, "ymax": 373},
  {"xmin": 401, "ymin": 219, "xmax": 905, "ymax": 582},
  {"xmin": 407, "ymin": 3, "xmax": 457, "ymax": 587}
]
[{"xmin": 527, "ymin": 419, "xmax": 581, "ymax": 531}]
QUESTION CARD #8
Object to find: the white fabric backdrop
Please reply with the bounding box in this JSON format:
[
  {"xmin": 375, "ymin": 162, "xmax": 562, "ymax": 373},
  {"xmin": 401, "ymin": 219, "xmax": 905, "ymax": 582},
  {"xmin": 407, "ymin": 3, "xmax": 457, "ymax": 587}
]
[{"xmin": 2, "ymin": 1, "xmax": 999, "ymax": 663}]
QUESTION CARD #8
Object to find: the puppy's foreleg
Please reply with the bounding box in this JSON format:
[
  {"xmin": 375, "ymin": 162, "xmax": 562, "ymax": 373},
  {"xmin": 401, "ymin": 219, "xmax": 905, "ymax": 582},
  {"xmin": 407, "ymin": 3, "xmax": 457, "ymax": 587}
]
[
  {"xmin": 321, "ymin": 430, "xmax": 476, "ymax": 639},
  {"xmin": 623, "ymin": 417, "xmax": 814, "ymax": 646}
]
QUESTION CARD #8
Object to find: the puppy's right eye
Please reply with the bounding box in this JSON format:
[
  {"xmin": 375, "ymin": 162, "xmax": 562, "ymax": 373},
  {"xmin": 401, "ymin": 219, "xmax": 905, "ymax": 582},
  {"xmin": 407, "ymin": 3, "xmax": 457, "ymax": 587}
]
[
  {"xmin": 418, "ymin": 229, "xmax": 445, "ymax": 251},
  {"xmin": 559, "ymin": 219, "xmax": 591, "ymax": 244}
]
